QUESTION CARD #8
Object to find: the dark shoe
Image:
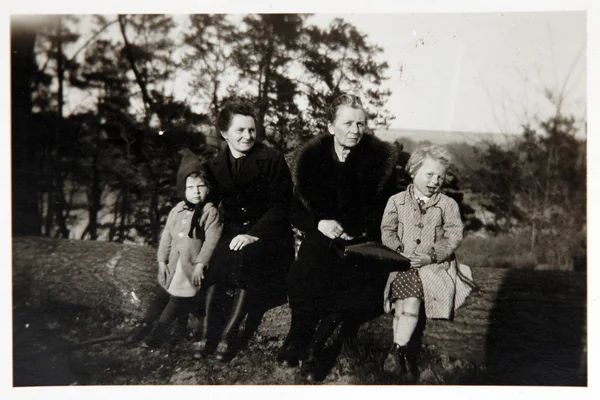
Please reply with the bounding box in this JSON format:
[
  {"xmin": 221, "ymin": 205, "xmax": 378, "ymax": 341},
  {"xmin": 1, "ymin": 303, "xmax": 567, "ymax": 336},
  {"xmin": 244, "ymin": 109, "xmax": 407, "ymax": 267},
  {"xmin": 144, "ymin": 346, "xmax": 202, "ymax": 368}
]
[
  {"xmin": 192, "ymin": 338, "xmax": 208, "ymax": 359},
  {"xmin": 141, "ymin": 323, "xmax": 169, "ymax": 349},
  {"xmin": 277, "ymin": 338, "xmax": 304, "ymax": 367},
  {"xmin": 125, "ymin": 323, "xmax": 153, "ymax": 344},
  {"xmin": 383, "ymin": 343, "xmax": 416, "ymax": 382},
  {"xmin": 214, "ymin": 340, "xmax": 235, "ymax": 362},
  {"xmin": 300, "ymin": 353, "xmax": 322, "ymax": 383}
]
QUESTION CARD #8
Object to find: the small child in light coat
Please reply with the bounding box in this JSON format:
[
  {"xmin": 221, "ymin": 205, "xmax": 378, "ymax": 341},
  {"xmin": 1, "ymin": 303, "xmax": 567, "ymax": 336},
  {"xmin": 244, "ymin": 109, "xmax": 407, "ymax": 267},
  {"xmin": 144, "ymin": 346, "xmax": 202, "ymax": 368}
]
[
  {"xmin": 143, "ymin": 149, "xmax": 223, "ymax": 348},
  {"xmin": 380, "ymin": 144, "xmax": 475, "ymax": 379}
]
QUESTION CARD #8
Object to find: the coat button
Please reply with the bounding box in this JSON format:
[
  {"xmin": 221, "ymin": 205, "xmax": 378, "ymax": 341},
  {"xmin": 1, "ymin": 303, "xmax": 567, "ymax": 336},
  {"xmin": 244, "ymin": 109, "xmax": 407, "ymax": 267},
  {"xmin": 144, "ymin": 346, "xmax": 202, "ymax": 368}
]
[
  {"xmin": 243, "ymin": 221, "xmax": 250, "ymax": 226},
  {"xmin": 241, "ymin": 207, "xmax": 247, "ymax": 212},
  {"xmin": 417, "ymin": 223, "xmax": 423, "ymax": 228},
  {"xmin": 416, "ymin": 239, "xmax": 421, "ymax": 244},
  {"xmin": 178, "ymin": 232, "xmax": 184, "ymax": 238}
]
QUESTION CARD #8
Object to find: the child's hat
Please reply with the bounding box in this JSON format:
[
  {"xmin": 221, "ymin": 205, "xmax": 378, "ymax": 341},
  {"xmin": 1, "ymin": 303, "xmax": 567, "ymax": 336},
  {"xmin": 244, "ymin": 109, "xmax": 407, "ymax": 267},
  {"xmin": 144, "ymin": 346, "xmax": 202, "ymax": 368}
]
[{"xmin": 177, "ymin": 149, "xmax": 206, "ymax": 201}]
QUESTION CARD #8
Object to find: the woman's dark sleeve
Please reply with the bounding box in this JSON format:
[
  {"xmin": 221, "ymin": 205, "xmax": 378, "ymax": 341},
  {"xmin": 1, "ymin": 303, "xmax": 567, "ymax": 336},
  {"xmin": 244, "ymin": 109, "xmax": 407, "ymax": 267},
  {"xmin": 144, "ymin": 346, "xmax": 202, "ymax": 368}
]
[
  {"xmin": 247, "ymin": 152, "xmax": 293, "ymax": 238},
  {"xmin": 290, "ymin": 192, "xmax": 321, "ymax": 233}
]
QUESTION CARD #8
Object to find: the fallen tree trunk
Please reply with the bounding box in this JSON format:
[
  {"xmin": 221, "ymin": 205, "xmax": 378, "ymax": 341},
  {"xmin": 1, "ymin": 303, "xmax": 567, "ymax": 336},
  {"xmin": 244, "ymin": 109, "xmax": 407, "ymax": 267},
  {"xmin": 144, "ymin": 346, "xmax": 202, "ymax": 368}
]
[
  {"xmin": 12, "ymin": 236, "xmax": 587, "ymax": 378},
  {"xmin": 12, "ymin": 236, "xmax": 157, "ymax": 318}
]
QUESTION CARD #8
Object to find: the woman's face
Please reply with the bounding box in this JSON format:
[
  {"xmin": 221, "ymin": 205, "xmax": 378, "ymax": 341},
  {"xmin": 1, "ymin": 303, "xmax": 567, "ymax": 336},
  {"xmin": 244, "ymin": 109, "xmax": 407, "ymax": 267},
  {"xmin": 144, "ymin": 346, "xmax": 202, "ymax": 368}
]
[
  {"xmin": 412, "ymin": 157, "xmax": 448, "ymax": 198},
  {"xmin": 222, "ymin": 114, "xmax": 256, "ymax": 156},
  {"xmin": 328, "ymin": 105, "xmax": 366, "ymax": 148}
]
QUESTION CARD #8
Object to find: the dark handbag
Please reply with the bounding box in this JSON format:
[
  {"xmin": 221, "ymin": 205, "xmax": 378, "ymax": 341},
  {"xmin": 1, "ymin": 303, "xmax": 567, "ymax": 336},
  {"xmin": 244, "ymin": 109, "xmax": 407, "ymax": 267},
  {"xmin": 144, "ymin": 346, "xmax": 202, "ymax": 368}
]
[{"xmin": 332, "ymin": 239, "xmax": 411, "ymax": 272}]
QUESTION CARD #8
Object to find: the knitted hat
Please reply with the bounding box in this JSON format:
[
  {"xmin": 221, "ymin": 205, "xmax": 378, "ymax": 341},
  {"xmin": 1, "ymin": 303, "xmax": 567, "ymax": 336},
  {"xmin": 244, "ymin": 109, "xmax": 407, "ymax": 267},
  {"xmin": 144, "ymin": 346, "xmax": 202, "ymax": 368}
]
[{"xmin": 176, "ymin": 149, "xmax": 205, "ymax": 201}]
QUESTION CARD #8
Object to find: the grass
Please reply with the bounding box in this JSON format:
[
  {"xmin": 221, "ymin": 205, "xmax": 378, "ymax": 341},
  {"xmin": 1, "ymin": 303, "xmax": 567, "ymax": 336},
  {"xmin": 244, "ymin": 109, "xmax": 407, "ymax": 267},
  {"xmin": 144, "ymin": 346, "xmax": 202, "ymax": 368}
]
[{"xmin": 457, "ymin": 228, "xmax": 586, "ymax": 270}]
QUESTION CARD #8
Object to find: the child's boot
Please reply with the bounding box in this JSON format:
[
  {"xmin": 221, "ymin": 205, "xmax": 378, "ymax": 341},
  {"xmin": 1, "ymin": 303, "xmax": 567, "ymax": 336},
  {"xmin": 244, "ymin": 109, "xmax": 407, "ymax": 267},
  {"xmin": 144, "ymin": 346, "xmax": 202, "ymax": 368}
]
[{"xmin": 383, "ymin": 343, "xmax": 417, "ymax": 382}]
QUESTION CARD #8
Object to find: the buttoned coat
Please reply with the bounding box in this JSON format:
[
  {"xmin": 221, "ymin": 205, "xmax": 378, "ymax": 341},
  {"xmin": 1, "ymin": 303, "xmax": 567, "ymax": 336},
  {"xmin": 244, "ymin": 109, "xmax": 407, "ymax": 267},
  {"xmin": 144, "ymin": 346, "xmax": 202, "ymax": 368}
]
[
  {"xmin": 205, "ymin": 142, "xmax": 295, "ymax": 305},
  {"xmin": 381, "ymin": 184, "xmax": 474, "ymax": 319},
  {"xmin": 156, "ymin": 201, "xmax": 223, "ymax": 293}
]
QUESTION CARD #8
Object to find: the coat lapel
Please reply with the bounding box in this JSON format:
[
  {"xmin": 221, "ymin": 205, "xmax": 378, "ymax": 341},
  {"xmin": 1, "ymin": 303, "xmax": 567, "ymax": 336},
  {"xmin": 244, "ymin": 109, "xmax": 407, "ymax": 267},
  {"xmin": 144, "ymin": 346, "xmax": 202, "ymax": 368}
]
[
  {"xmin": 211, "ymin": 144, "xmax": 268, "ymax": 191},
  {"xmin": 232, "ymin": 144, "xmax": 268, "ymax": 187}
]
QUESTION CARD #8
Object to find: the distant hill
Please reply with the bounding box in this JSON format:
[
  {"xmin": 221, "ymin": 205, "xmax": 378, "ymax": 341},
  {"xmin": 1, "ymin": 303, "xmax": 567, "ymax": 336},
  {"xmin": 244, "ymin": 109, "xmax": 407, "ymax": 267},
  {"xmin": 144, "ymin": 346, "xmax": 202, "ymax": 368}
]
[{"xmin": 374, "ymin": 128, "xmax": 518, "ymax": 147}]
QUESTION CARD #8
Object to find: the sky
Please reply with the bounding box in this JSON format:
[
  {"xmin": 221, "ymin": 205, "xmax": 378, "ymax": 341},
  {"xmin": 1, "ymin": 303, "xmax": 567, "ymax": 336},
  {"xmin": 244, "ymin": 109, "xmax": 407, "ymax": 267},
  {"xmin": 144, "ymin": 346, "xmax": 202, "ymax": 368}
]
[{"xmin": 308, "ymin": 12, "xmax": 586, "ymax": 135}]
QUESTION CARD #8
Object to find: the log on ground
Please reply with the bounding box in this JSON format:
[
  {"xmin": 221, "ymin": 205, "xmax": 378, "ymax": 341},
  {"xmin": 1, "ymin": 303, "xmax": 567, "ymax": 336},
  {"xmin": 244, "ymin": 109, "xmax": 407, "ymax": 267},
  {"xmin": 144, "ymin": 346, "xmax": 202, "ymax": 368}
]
[{"xmin": 12, "ymin": 236, "xmax": 587, "ymax": 380}]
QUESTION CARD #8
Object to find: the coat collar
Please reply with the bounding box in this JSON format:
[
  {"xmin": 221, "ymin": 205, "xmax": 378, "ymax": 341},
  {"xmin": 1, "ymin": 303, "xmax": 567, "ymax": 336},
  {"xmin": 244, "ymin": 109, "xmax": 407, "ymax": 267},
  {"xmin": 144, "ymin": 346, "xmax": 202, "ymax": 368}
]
[
  {"xmin": 211, "ymin": 143, "xmax": 269, "ymax": 189},
  {"xmin": 407, "ymin": 184, "xmax": 442, "ymax": 209}
]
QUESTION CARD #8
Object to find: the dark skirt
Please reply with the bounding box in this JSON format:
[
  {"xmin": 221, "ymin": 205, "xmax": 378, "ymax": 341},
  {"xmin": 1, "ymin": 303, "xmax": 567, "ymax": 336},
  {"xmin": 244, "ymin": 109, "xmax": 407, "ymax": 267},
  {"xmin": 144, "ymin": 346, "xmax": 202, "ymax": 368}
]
[
  {"xmin": 287, "ymin": 232, "xmax": 389, "ymax": 318},
  {"xmin": 204, "ymin": 222, "xmax": 294, "ymax": 308},
  {"xmin": 389, "ymin": 269, "xmax": 424, "ymax": 301}
]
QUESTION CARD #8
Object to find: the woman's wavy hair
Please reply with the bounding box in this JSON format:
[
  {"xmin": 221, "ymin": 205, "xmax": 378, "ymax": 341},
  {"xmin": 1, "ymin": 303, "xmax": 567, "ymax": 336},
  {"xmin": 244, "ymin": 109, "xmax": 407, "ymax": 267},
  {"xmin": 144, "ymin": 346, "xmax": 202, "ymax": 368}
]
[
  {"xmin": 326, "ymin": 93, "xmax": 366, "ymax": 124},
  {"xmin": 406, "ymin": 144, "xmax": 453, "ymax": 177}
]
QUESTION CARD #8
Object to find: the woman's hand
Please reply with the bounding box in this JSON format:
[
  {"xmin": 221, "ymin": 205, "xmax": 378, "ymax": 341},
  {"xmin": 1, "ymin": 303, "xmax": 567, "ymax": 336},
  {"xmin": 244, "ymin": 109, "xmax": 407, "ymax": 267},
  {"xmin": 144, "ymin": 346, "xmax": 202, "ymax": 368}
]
[
  {"xmin": 318, "ymin": 220, "xmax": 346, "ymax": 239},
  {"xmin": 401, "ymin": 252, "xmax": 432, "ymax": 269},
  {"xmin": 229, "ymin": 234, "xmax": 259, "ymax": 251},
  {"xmin": 157, "ymin": 262, "xmax": 168, "ymax": 286},
  {"xmin": 192, "ymin": 263, "xmax": 205, "ymax": 288}
]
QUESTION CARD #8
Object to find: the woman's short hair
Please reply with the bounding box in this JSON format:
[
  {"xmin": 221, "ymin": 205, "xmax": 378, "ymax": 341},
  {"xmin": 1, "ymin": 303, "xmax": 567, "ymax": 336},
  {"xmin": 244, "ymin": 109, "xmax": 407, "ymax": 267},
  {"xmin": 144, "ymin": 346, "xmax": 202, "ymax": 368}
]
[
  {"xmin": 406, "ymin": 144, "xmax": 453, "ymax": 177},
  {"xmin": 326, "ymin": 93, "xmax": 366, "ymax": 124},
  {"xmin": 217, "ymin": 101, "xmax": 257, "ymax": 133}
]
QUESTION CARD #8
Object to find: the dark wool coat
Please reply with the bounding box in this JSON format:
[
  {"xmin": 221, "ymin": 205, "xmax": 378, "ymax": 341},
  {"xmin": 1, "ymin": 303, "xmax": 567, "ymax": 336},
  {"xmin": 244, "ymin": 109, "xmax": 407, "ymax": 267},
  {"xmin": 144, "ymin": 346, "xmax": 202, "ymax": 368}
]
[
  {"xmin": 205, "ymin": 143, "xmax": 295, "ymax": 307},
  {"xmin": 286, "ymin": 133, "xmax": 398, "ymax": 315}
]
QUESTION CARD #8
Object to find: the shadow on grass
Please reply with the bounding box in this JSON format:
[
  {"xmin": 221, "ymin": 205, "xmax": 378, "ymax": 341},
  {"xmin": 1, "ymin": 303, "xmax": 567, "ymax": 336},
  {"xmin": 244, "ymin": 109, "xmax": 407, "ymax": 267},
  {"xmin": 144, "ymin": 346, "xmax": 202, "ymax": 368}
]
[{"xmin": 484, "ymin": 269, "xmax": 586, "ymax": 385}]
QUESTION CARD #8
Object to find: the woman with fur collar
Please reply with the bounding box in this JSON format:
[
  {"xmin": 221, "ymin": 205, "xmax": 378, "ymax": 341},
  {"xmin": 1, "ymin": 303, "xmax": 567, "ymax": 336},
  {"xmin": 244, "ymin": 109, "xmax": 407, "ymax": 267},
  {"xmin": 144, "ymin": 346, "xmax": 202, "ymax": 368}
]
[{"xmin": 277, "ymin": 94, "xmax": 399, "ymax": 382}]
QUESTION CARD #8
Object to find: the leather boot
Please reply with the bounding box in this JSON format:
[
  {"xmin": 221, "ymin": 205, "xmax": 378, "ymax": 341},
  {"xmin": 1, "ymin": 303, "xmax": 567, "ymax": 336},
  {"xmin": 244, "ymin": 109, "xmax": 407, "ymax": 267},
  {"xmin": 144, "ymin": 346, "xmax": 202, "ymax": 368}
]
[
  {"xmin": 215, "ymin": 288, "xmax": 248, "ymax": 362},
  {"xmin": 277, "ymin": 309, "xmax": 319, "ymax": 368},
  {"xmin": 300, "ymin": 313, "xmax": 343, "ymax": 382},
  {"xmin": 193, "ymin": 285, "xmax": 217, "ymax": 359}
]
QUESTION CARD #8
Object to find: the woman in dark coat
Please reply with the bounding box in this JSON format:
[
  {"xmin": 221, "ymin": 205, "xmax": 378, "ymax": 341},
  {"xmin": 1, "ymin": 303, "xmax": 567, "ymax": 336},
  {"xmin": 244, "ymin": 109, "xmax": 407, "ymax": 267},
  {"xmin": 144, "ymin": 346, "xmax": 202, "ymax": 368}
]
[
  {"xmin": 278, "ymin": 94, "xmax": 398, "ymax": 381},
  {"xmin": 194, "ymin": 101, "xmax": 295, "ymax": 361}
]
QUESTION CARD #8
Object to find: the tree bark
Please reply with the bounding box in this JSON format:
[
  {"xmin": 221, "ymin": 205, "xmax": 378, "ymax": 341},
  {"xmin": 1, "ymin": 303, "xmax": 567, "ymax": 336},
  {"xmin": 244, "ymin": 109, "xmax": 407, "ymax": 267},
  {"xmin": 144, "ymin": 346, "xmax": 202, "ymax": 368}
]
[
  {"xmin": 12, "ymin": 237, "xmax": 587, "ymax": 371},
  {"xmin": 11, "ymin": 17, "xmax": 41, "ymax": 236}
]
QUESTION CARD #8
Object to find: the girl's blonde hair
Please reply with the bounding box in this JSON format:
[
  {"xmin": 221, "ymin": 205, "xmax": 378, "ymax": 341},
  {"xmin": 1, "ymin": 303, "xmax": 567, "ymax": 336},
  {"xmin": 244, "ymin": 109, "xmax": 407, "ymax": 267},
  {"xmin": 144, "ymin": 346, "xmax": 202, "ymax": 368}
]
[{"xmin": 406, "ymin": 144, "xmax": 453, "ymax": 177}]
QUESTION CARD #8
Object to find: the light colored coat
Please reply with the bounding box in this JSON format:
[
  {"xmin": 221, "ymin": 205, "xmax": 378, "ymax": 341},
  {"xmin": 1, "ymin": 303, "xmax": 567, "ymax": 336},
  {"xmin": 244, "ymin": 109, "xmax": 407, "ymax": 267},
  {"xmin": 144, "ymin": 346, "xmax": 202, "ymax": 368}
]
[
  {"xmin": 380, "ymin": 185, "xmax": 475, "ymax": 319},
  {"xmin": 157, "ymin": 201, "xmax": 223, "ymax": 294}
]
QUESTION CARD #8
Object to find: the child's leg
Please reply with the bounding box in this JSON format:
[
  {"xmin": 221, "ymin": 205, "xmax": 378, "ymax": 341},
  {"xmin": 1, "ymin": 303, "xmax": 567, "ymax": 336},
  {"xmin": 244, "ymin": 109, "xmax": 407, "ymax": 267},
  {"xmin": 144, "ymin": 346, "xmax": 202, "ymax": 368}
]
[
  {"xmin": 143, "ymin": 296, "xmax": 184, "ymax": 348},
  {"xmin": 392, "ymin": 299, "xmax": 404, "ymax": 335},
  {"xmin": 393, "ymin": 297, "xmax": 421, "ymax": 346}
]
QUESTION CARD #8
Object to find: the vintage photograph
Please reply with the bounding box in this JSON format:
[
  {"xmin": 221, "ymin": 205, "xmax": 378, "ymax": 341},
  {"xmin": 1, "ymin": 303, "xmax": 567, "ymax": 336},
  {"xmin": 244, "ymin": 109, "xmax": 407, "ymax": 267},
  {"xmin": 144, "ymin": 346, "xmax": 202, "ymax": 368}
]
[{"xmin": 9, "ymin": 9, "xmax": 587, "ymax": 388}]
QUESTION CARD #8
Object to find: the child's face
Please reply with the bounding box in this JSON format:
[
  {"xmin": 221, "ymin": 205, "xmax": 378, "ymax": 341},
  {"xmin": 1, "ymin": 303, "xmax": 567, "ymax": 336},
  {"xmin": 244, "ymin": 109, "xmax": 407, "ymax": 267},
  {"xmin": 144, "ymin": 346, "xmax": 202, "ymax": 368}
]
[
  {"xmin": 185, "ymin": 176, "xmax": 209, "ymax": 205},
  {"xmin": 412, "ymin": 157, "xmax": 448, "ymax": 197}
]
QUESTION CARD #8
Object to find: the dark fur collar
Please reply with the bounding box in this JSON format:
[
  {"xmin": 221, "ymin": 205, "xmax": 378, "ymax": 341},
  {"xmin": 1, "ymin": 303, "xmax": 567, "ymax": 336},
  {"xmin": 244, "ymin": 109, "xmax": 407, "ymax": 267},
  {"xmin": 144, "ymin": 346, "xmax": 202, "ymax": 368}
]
[{"xmin": 294, "ymin": 133, "xmax": 396, "ymax": 213}]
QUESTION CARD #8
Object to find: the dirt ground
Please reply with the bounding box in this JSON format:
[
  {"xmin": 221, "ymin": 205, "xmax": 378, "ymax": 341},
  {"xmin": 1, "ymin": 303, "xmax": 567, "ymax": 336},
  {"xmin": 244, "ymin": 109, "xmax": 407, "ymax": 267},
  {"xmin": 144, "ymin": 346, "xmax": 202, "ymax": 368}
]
[{"xmin": 12, "ymin": 302, "xmax": 487, "ymax": 386}]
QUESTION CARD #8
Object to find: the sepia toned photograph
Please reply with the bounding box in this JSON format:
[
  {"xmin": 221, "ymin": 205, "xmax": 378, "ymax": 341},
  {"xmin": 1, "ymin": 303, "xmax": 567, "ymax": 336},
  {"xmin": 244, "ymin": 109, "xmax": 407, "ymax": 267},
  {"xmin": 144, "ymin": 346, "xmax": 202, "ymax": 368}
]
[{"xmin": 9, "ymin": 6, "xmax": 588, "ymax": 390}]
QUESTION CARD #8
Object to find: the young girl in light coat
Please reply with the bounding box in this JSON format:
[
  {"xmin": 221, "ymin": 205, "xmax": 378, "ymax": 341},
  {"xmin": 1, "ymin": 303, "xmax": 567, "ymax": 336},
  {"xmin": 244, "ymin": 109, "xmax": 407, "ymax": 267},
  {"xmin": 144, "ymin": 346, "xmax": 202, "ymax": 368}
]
[
  {"xmin": 142, "ymin": 149, "xmax": 223, "ymax": 348},
  {"xmin": 380, "ymin": 144, "xmax": 474, "ymax": 380}
]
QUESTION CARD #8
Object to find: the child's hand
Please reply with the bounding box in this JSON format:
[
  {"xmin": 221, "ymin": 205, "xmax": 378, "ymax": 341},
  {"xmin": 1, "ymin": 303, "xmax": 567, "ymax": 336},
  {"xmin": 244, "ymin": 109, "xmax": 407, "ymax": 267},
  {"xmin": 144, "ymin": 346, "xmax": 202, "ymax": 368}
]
[
  {"xmin": 157, "ymin": 262, "xmax": 168, "ymax": 286},
  {"xmin": 404, "ymin": 252, "xmax": 432, "ymax": 269},
  {"xmin": 192, "ymin": 263, "xmax": 205, "ymax": 287},
  {"xmin": 229, "ymin": 234, "xmax": 259, "ymax": 251}
]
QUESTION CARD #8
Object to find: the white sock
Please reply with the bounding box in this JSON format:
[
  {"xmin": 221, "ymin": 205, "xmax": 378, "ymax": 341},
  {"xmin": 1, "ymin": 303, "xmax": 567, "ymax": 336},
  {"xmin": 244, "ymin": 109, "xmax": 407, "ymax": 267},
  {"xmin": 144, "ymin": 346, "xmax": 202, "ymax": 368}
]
[{"xmin": 393, "ymin": 311, "xmax": 419, "ymax": 346}]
